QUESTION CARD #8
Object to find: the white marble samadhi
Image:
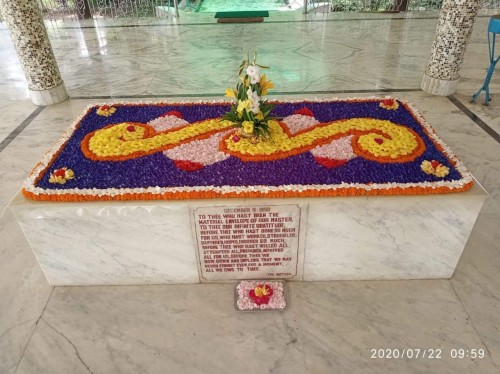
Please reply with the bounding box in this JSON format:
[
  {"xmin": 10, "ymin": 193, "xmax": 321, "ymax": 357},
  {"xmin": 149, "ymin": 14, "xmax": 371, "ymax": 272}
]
[
  {"xmin": 304, "ymin": 182, "xmax": 487, "ymax": 280},
  {"xmin": 11, "ymin": 181, "xmax": 487, "ymax": 285}
]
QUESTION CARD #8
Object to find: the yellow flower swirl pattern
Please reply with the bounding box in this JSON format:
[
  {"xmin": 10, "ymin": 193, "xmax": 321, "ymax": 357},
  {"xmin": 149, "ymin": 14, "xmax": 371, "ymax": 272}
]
[
  {"xmin": 82, "ymin": 117, "xmax": 425, "ymax": 163},
  {"xmin": 82, "ymin": 119, "xmax": 234, "ymax": 161},
  {"xmin": 222, "ymin": 118, "xmax": 425, "ymax": 163}
]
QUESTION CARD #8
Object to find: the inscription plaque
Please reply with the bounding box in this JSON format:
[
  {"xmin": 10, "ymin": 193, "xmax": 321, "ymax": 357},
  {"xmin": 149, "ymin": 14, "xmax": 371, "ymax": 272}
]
[{"xmin": 192, "ymin": 205, "xmax": 303, "ymax": 282}]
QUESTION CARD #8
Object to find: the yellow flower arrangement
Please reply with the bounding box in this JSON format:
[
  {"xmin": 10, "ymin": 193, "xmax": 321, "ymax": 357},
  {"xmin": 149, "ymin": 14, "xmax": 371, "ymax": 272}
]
[
  {"xmin": 96, "ymin": 105, "xmax": 117, "ymax": 117},
  {"xmin": 223, "ymin": 53, "xmax": 276, "ymax": 140},
  {"xmin": 49, "ymin": 167, "xmax": 75, "ymax": 184},
  {"xmin": 421, "ymin": 160, "xmax": 450, "ymax": 177},
  {"xmin": 379, "ymin": 98, "xmax": 399, "ymax": 110}
]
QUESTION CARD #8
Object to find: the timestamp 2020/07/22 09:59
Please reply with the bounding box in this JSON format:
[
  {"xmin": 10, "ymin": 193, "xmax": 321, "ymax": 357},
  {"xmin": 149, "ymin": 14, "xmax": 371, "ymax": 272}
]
[{"xmin": 370, "ymin": 348, "xmax": 486, "ymax": 359}]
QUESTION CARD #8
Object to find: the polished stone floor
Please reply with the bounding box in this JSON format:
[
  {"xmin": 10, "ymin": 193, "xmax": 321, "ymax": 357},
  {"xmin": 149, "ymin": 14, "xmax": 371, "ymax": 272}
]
[{"xmin": 0, "ymin": 9, "xmax": 500, "ymax": 374}]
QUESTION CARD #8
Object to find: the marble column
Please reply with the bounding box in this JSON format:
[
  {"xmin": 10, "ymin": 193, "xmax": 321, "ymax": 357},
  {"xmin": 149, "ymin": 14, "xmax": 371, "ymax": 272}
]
[
  {"xmin": 421, "ymin": 0, "xmax": 481, "ymax": 96},
  {"xmin": 0, "ymin": 0, "xmax": 68, "ymax": 105}
]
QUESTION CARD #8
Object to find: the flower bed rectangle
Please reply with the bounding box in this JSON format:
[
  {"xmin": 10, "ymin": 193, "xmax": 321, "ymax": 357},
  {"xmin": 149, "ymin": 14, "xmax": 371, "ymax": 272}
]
[
  {"xmin": 22, "ymin": 98, "xmax": 473, "ymax": 202},
  {"xmin": 235, "ymin": 280, "xmax": 287, "ymax": 311}
]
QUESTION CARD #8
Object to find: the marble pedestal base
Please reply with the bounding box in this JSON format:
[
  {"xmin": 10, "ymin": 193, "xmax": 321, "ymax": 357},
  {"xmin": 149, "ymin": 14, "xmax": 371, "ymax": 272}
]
[
  {"xmin": 11, "ymin": 183, "xmax": 487, "ymax": 286},
  {"xmin": 421, "ymin": 72, "xmax": 459, "ymax": 96},
  {"xmin": 29, "ymin": 82, "xmax": 68, "ymax": 106}
]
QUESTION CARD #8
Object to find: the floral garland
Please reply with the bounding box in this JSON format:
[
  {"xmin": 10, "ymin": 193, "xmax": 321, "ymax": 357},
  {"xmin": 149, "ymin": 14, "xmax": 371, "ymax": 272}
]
[{"xmin": 22, "ymin": 97, "xmax": 474, "ymax": 202}]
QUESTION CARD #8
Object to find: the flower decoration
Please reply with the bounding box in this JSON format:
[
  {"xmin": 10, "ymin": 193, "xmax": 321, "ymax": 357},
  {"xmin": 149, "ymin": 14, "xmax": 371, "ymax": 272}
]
[
  {"xmin": 163, "ymin": 110, "xmax": 183, "ymax": 119},
  {"xmin": 379, "ymin": 98, "xmax": 399, "ymax": 110},
  {"xmin": 421, "ymin": 160, "xmax": 450, "ymax": 177},
  {"xmin": 242, "ymin": 121, "xmax": 254, "ymax": 134},
  {"xmin": 294, "ymin": 107, "xmax": 315, "ymax": 117},
  {"xmin": 22, "ymin": 98, "xmax": 474, "ymax": 203},
  {"xmin": 48, "ymin": 167, "xmax": 75, "ymax": 184},
  {"xmin": 96, "ymin": 105, "xmax": 117, "ymax": 117},
  {"xmin": 223, "ymin": 53, "xmax": 276, "ymax": 140},
  {"xmin": 236, "ymin": 281, "xmax": 287, "ymax": 311},
  {"xmin": 249, "ymin": 284, "xmax": 273, "ymax": 305}
]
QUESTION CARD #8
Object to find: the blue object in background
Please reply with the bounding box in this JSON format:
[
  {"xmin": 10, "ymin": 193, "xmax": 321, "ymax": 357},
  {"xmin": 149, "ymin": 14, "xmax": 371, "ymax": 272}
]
[{"xmin": 472, "ymin": 15, "xmax": 500, "ymax": 105}]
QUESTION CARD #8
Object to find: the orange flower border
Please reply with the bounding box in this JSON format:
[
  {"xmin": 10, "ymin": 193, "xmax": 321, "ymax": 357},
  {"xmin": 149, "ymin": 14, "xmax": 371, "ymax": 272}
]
[{"xmin": 22, "ymin": 97, "xmax": 474, "ymax": 202}]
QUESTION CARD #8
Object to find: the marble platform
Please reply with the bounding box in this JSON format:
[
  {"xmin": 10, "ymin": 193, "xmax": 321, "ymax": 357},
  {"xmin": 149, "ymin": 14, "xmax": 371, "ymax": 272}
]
[{"xmin": 11, "ymin": 181, "xmax": 488, "ymax": 286}]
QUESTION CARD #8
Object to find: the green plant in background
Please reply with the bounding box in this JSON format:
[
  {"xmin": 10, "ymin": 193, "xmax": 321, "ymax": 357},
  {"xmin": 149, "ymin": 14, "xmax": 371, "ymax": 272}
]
[
  {"xmin": 329, "ymin": 0, "xmax": 446, "ymax": 12},
  {"xmin": 408, "ymin": 0, "xmax": 443, "ymax": 10}
]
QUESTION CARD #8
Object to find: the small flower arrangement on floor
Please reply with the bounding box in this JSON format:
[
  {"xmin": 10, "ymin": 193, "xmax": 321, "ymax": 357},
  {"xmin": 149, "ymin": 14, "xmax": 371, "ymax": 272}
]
[
  {"xmin": 223, "ymin": 53, "xmax": 276, "ymax": 141},
  {"xmin": 48, "ymin": 167, "xmax": 74, "ymax": 184},
  {"xmin": 235, "ymin": 280, "xmax": 287, "ymax": 311},
  {"xmin": 421, "ymin": 159, "xmax": 450, "ymax": 177},
  {"xmin": 96, "ymin": 105, "xmax": 117, "ymax": 117}
]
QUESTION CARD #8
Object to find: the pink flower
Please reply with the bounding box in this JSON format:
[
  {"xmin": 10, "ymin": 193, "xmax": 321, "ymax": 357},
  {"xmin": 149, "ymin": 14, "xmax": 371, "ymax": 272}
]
[{"xmin": 249, "ymin": 284, "xmax": 273, "ymax": 305}]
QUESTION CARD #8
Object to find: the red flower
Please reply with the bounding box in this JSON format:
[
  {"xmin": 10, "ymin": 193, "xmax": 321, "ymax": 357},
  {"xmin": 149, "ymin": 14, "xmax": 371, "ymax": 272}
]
[
  {"xmin": 294, "ymin": 107, "xmax": 315, "ymax": 117},
  {"xmin": 54, "ymin": 169, "xmax": 66, "ymax": 177},
  {"xmin": 173, "ymin": 160, "xmax": 204, "ymax": 172},
  {"xmin": 249, "ymin": 284, "xmax": 273, "ymax": 305},
  {"xmin": 162, "ymin": 110, "xmax": 183, "ymax": 119},
  {"xmin": 314, "ymin": 157, "xmax": 347, "ymax": 168},
  {"xmin": 379, "ymin": 98, "xmax": 399, "ymax": 110}
]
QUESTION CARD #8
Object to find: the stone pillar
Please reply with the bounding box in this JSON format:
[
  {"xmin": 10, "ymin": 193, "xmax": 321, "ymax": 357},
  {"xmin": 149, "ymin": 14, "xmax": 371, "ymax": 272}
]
[
  {"xmin": 421, "ymin": 0, "xmax": 481, "ymax": 96},
  {"xmin": 0, "ymin": 0, "xmax": 68, "ymax": 105}
]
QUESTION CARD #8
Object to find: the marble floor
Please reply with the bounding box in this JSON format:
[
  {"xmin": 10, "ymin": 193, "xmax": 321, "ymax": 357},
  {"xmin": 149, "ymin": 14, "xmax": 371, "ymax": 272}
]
[{"xmin": 1, "ymin": 9, "xmax": 500, "ymax": 374}]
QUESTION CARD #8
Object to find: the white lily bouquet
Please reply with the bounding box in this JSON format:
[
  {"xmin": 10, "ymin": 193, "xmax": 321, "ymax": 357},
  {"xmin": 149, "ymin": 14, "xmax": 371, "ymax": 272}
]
[{"xmin": 223, "ymin": 54, "xmax": 275, "ymax": 140}]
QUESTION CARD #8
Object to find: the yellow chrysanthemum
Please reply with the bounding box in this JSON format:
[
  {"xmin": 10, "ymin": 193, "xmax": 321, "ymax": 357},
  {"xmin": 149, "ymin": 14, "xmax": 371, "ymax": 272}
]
[{"xmin": 255, "ymin": 111, "xmax": 264, "ymax": 120}]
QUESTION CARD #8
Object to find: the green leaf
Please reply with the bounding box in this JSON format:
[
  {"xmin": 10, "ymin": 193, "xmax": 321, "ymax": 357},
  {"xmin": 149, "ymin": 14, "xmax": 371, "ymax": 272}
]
[
  {"xmin": 222, "ymin": 112, "xmax": 239, "ymax": 123},
  {"xmin": 238, "ymin": 84, "xmax": 245, "ymax": 99}
]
